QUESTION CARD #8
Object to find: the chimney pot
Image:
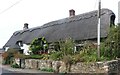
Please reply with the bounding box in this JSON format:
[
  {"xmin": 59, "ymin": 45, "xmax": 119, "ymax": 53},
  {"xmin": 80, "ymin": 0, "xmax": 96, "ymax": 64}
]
[
  {"xmin": 69, "ymin": 9, "xmax": 75, "ymax": 17},
  {"xmin": 23, "ymin": 23, "xmax": 29, "ymax": 30}
]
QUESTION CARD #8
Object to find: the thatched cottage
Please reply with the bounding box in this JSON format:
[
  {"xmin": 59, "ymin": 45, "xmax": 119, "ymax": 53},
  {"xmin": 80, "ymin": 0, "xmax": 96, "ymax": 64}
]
[{"xmin": 3, "ymin": 9, "xmax": 115, "ymax": 54}]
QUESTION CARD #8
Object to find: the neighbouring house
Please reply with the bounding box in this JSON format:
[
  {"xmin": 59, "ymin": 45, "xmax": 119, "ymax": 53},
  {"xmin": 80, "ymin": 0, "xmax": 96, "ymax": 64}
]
[
  {"xmin": 3, "ymin": 8, "xmax": 115, "ymax": 55},
  {"xmin": 0, "ymin": 48, "xmax": 4, "ymax": 56}
]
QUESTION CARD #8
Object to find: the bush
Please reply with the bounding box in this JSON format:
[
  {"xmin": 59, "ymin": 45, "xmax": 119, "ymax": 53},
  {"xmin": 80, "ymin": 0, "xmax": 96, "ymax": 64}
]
[
  {"xmin": 2, "ymin": 52, "xmax": 9, "ymax": 65},
  {"xmin": 40, "ymin": 68, "xmax": 55, "ymax": 72},
  {"xmin": 72, "ymin": 54, "xmax": 83, "ymax": 64},
  {"xmin": 14, "ymin": 54, "xmax": 44, "ymax": 59},
  {"xmin": 2, "ymin": 48, "xmax": 19, "ymax": 65},
  {"xmin": 59, "ymin": 38, "xmax": 75, "ymax": 55},
  {"xmin": 14, "ymin": 53, "xmax": 26, "ymax": 59},
  {"xmin": 78, "ymin": 42, "xmax": 98, "ymax": 62},
  {"xmin": 104, "ymin": 25, "xmax": 120, "ymax": 58},
  {"xmin": 50, "ymin": 51, "xmax": 63, "ymax": 60},
  {"xmin": 29, "ymin": 37, "xmax": 48, "ymax": 54},
  {"xmin": 11, "ymin": 63, "xmax": 20, "ymax": 68},
  {"xmin": 80, "ymin": 54, "xmax": 97, "ymax": 62},
  {"xmin": 30, "ymin": 55, "xmax": 44, "ymax": 59}
]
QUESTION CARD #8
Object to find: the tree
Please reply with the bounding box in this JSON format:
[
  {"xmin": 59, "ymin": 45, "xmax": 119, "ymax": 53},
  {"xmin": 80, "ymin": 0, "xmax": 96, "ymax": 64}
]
[
  {"xmin": 2, "ymin": 48, "xmax": 19, "ymax": 65},
  {"xmin": 59, "ymin": 38, "xmax": 75, "ymax": 55},
  {"xmin": 58, "ymin": 38, "xmax": 75, "ymax": 72},
  {"xmin": 29, "ymin": 37, "xmax": 48, "ymax": 54}
]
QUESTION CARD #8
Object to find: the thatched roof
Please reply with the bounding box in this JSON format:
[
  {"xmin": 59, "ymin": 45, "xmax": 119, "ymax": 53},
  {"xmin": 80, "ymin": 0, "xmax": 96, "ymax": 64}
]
[{"xmin": 4, "ymin": 8, "xmax": 115, "ymax": 48}]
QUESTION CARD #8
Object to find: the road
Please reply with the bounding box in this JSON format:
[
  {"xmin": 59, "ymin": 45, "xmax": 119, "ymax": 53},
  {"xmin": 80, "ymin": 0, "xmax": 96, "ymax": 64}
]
[
  {"xmin": 1, "ymin": 68, "xmax": 52, "ymax": 75},
  {"xmin": 1, "ymin": 67, "xmax": 38, "ymax": 75},
  {"xmin": 0, "ymin": 66, "xmax": 16, "ymax": 75},
  {"xmin": 2, "ymin": 68, "xmax": 15, "ymax": 73},
  {"xmin": 0, "ymin": 57, "xmax": 50, "ymax": 75}
]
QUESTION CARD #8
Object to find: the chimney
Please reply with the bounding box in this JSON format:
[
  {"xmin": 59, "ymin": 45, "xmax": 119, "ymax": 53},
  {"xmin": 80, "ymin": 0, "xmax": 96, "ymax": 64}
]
[
  {"xmin": 23, "ymin": 23, "xmax": 29, "ymax": 30},
  {"xmin": 69, "ymin": 9, "xmax": 75, "ymax": 17}
]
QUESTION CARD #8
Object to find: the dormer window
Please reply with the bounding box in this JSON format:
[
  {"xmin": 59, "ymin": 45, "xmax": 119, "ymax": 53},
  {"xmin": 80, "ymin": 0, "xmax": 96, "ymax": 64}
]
[
  {"xmin": 16, "ymin": 41, "xmax": 23, "ymax": 47},
  {"xmin": 110, "ymin": 14, "xmax": 115, "ymax": 27}
]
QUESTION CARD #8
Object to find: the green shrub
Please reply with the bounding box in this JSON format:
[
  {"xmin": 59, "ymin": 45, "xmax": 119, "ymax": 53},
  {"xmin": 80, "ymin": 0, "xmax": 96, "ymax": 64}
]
[
  {"xmin": 14, "ymin": 54, "xmax": 48, "ymax": 59},
  {"xmin": 104, "ymin": 25, "xmax": 120, "ymax": 58},
  {"xmin": 2, "ymin": 48, "xmax": 19, "ymax": 65},
  {"xmin": 30, "ymin": 55, "xmax": 44, "ymax": 59},
  {"xmin": 72, "ymin": 54, "xmax": 81, "ymax": 64},
  {"xmin": 81, "ymin": 54, "xmax": 97, "ymax": 62},
  {"xmin": 11, "ymin": 63, "xmax": 20, "ymax": 68},
  {"xmin": 99, "ymin": 43, "xmax": 112, "ymax": 61},
  {"xmin": 40, "ymin": 68, "xmax": 55, "ymax": 72},
  {"xmin": 14, "ymin": 53, "xmax": 27, "ymax": 59},
  {"xmin": 16, "ymin": 54, "xmax": 44, "ymax": 59},
  {"xmin": 50, "ymin": 51, "xmax": 63, "ymax": 61},
  {"xmin": 29, "ymin": 37, "xmax": 48, "ymax": 54},
  {"xmin": 59, "ymin": 38, "xmax": 75, "ymax": 55},
  {"xmin": 78, "ymin": 42, "xmax": 98, "ymax": 62}
]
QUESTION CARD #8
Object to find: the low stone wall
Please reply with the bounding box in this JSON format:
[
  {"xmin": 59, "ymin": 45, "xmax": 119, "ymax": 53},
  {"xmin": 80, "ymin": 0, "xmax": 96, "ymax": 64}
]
[
  {"xmin": 70, "ymin": 60, "xmax": 118, "ymax": 73},
  {"xmin": 118, "ymin": 59, "xmax": 120, "ymax": 72},
  {"xmin": 15, "ymin": 59, "xmax": 120, "ymax": 73},
  {"xmin": 24, "ymin": 59, "xmax": 64, "ymax": 72}
]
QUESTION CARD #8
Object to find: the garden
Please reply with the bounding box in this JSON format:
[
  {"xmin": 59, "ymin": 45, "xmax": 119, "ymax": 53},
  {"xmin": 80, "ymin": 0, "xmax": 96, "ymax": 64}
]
[{"xmin": 2, "ymin": 25, "xmax": 120, "ymax": 72}]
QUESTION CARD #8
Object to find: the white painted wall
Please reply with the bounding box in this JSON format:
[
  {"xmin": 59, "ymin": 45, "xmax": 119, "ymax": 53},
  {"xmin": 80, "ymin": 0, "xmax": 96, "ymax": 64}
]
[
  {"xmin": 5, "ymin": 47, "xmax": 9, "ymax": 51},
  {"xmin": 21, "ymin": 44, "xmax": 30, "ymax": 55}
]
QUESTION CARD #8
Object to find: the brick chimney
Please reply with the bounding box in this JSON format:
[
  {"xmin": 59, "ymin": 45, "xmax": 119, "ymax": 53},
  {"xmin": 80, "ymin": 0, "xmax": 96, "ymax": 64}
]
[
  {"xmin": 23, "ymin": 23, "xmax": 29, "ymax": 30},
  {"xmin": 69, "ymin": 9, "xmax": 75, "ymax": 17}
]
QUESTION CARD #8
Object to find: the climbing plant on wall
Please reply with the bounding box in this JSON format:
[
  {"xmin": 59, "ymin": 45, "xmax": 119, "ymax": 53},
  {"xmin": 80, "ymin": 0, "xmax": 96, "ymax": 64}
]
[{"xmin": 29, "ymin": 37, "xmax": 48, "ymax": 54}]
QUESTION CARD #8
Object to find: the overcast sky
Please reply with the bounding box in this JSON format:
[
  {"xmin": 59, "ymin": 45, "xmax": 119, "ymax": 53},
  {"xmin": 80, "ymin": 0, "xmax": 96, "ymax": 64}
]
[{"xmin": 0, "ymin": 0, "xmax": 119, "ymax": 48}]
